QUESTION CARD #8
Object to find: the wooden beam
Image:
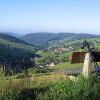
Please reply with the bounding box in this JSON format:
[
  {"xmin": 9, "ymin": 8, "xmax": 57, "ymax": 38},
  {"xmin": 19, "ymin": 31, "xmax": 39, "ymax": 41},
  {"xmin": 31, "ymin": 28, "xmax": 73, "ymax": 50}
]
[{"xmin": 71, "ymin": 51, "xmax": 100, "ymax": 64}]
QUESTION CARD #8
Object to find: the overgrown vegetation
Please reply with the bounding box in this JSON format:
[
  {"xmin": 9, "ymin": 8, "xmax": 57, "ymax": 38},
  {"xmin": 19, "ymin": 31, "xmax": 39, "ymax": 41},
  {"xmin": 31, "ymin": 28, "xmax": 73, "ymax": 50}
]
[
  {"xmin": 0, "ymin": 33, "xmax": 100, "ymax": 100},
  {"xmin": 41, "ymin": 74, "xmax": 100, "ymax": 100},
  {"xmin": 0, "ymin": 73, "xmax": 100, "ymax": 100},
  {"xmin": 0, "ymin": 33, "xmax": 38, "ymax": 75}
]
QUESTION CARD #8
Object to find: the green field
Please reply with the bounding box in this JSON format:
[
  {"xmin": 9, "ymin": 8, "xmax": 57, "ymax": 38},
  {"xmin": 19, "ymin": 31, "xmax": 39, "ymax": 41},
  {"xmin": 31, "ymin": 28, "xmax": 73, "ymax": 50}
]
[
  {"xmin": 37, "ymin": 51, "xmax": 55, "ymax": 57},
  {"xmin": 50, "ymin": 62, "xmax": 83, "ymax": 70},
  {"xmin": 0, "ymin": 72, "xmax": 99, "ymax": 99}
]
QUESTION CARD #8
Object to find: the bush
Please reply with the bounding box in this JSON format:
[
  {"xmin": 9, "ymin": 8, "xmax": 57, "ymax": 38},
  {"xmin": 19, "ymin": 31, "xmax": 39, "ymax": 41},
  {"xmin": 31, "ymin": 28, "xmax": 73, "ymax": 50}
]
[
  {"xmin": 15, "ymin": 73, "xmax": 25, "ymax": 79},
  {"xmin": 39, "ymin": 74, "xmax": 100, "ymax": 100},
  {"xmin": 35, "ymin": 68, "xmax": 52, "ymax": 73},
  {"xmin": 0, "ymin": 74, "xmax": 100, "ymax": 100}
]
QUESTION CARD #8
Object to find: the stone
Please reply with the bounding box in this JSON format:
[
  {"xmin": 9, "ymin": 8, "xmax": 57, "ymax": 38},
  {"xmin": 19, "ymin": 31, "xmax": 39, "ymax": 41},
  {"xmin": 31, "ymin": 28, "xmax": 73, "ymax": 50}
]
[{"xmin": 82, "ymin": 53, "xmax": 92, "ymax": 77}]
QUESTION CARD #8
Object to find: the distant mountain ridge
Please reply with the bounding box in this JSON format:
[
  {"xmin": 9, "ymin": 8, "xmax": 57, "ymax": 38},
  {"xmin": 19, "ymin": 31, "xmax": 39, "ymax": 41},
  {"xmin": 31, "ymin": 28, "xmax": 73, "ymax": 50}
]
[
  {"xmin": 20, "ymin": 32, "xmax": 100, "ymax": 48},
  {"xmin": 0, "ymin": 33, "xmax": 28, "ymax": 44},
  {"xmin": 0, "ymin": 32, "xmax": 23, "ymax": 37}
]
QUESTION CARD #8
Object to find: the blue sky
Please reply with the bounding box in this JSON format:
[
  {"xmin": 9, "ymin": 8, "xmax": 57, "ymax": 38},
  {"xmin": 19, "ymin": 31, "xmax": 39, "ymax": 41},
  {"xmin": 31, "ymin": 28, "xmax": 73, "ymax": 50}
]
[{"xmin": 0, "ymin": 0, "xmax": 100, "ymax": 34}]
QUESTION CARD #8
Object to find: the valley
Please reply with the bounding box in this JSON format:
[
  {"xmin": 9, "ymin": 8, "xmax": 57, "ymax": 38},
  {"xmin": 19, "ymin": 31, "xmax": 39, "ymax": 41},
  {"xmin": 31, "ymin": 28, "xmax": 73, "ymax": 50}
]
[
  {"xmin": 0, "ymin": 0, "xmax": 100, "ymax": 99},
  {"xmin": 0, "ymin": 32, "xmax": 100, "ymax": 99}
]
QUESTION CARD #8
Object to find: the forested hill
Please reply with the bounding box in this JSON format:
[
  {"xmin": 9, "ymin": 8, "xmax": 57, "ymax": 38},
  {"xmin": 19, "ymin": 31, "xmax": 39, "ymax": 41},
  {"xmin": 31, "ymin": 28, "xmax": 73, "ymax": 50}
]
[
  {"xmin": 0, "ymin": 33, "xmax": 36, "ymax": 52},
  {"xmin": 20, "ymin": 33, "xmax": 57, "ymax": 48},
  {"xmin": 0, "ymin": 33, "xmax": 38, "ymax": 74},
  {"xmin": 0, "ymin": 33, "xmax": 28, "ymax": 44},
  {"xmin": 20, "ymin": 33, "xmax": 100, "ymax": 48}
]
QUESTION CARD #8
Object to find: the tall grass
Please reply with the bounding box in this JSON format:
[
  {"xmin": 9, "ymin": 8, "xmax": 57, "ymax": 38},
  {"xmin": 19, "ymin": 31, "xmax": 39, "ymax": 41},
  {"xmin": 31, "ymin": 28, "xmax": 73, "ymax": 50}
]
[
  {"xmin": 38, "ymin": 74, "xmax": 100, "ymax": 100},
  {"xmin": 0, "ymin": 73, "xmax": 67, "ymax": 100},
  {"xmin": 0, "ymin": 73, "xmax": 99, "ymax": 100}
]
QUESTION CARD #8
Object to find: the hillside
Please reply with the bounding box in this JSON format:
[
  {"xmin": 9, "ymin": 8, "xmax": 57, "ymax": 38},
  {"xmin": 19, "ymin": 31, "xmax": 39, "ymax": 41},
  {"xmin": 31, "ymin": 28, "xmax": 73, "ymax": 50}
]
[
  {"xmin": 0, "ymin": 32, "xmax": 23, "ymax": 37},
  {"xmin": 0, "ymin": 33, "xmax": 27, "ymax": 44},
  {"xmin": 20, "ymin": 33, "xmax": 100, "ymax": 48},
  {"xmin": 0, "ymin": 33, "xmax": 36, "ymax": 52},
  {"xmin": 20, "ymin": 33, "xmax": 57, "ymax": 48},
  {"xmin": 0, "ymin": 33, "xmax": 38, "ymax": 74},
  {"xmin": 20, "ymin": 33, "xmax": 77, "ymax": 48}
]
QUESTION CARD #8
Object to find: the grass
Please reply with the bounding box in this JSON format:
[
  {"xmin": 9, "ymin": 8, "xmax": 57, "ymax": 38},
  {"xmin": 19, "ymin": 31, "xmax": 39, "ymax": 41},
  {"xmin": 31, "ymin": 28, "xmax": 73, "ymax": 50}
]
[
  {"xmin": 0, "ymin": 73, "xmax": 67, "ymax": 89},
  {"xmin": 0, "ymin": 38, "xmax": 35, "ymax": 52},
  {"xmin": 37, "ymin": 51, "xmax": 55, "ymax": 57},
  {"xmin": 50, "ymin": 62, "xmax": 83, "ymax": 70},
  {"xmin": 39, "ymin": 74, "xmax": 100, "ymax": 100},
  {"xmin": 0, "ymin": 71, "xmax": 100, "ymax": 99},
  {"xmin": 0, "ymin": 73, "xmax": 67, "ymax": 99}
]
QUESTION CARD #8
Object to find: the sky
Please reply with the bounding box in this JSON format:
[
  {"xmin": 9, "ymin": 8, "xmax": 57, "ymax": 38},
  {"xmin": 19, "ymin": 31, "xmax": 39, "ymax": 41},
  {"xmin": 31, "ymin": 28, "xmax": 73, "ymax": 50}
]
[{"xmin": 0, "ymin": 0, "xmax": 100, "ymax": 35}]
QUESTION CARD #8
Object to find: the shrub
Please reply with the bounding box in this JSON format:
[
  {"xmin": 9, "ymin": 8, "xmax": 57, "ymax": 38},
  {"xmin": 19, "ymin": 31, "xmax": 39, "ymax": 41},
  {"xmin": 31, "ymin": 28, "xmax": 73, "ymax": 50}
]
[{"xmin": 40, "ymin": 74, "xmax": 100, "ymax": 100}]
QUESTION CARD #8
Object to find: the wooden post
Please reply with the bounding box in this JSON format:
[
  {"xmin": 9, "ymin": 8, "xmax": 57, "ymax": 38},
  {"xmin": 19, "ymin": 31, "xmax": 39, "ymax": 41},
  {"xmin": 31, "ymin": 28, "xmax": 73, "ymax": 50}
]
[{"xmin": 82, "ymin": 53, "xmax": 92, "ymax": 77}]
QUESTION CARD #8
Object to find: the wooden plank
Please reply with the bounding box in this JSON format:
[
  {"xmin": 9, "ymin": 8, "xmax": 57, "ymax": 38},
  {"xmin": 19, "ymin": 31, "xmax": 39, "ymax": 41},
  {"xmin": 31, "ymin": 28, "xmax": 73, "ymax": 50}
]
[
  {"xmin": 71, "ymin": 52, "xmax": 100, "ymax": 64},
  {"xmin": 71, "ymin": 52, "xmax": 86, "ymax": 64}
]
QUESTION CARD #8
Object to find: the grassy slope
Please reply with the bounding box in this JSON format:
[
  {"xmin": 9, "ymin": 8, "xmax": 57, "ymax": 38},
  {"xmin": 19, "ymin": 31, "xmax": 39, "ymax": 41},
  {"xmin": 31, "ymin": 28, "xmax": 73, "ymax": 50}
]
[
  {"xmin": 50, "ymin": 62, "xmax": 83, "ymax": 70},
  {"xmin": 36, "ymin": 51, "xmax": 55, "ymax": 57},
  {"xmin": 0, "ymin": 37, "xmax": 35, "ymax": 52},
  {"xmin": 0, "ymin": 74, "xmax": 67, "ymax": 89},
  {"xmin": 49, "ymin": 38, "xmax": 100, "ymax": 50}
]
